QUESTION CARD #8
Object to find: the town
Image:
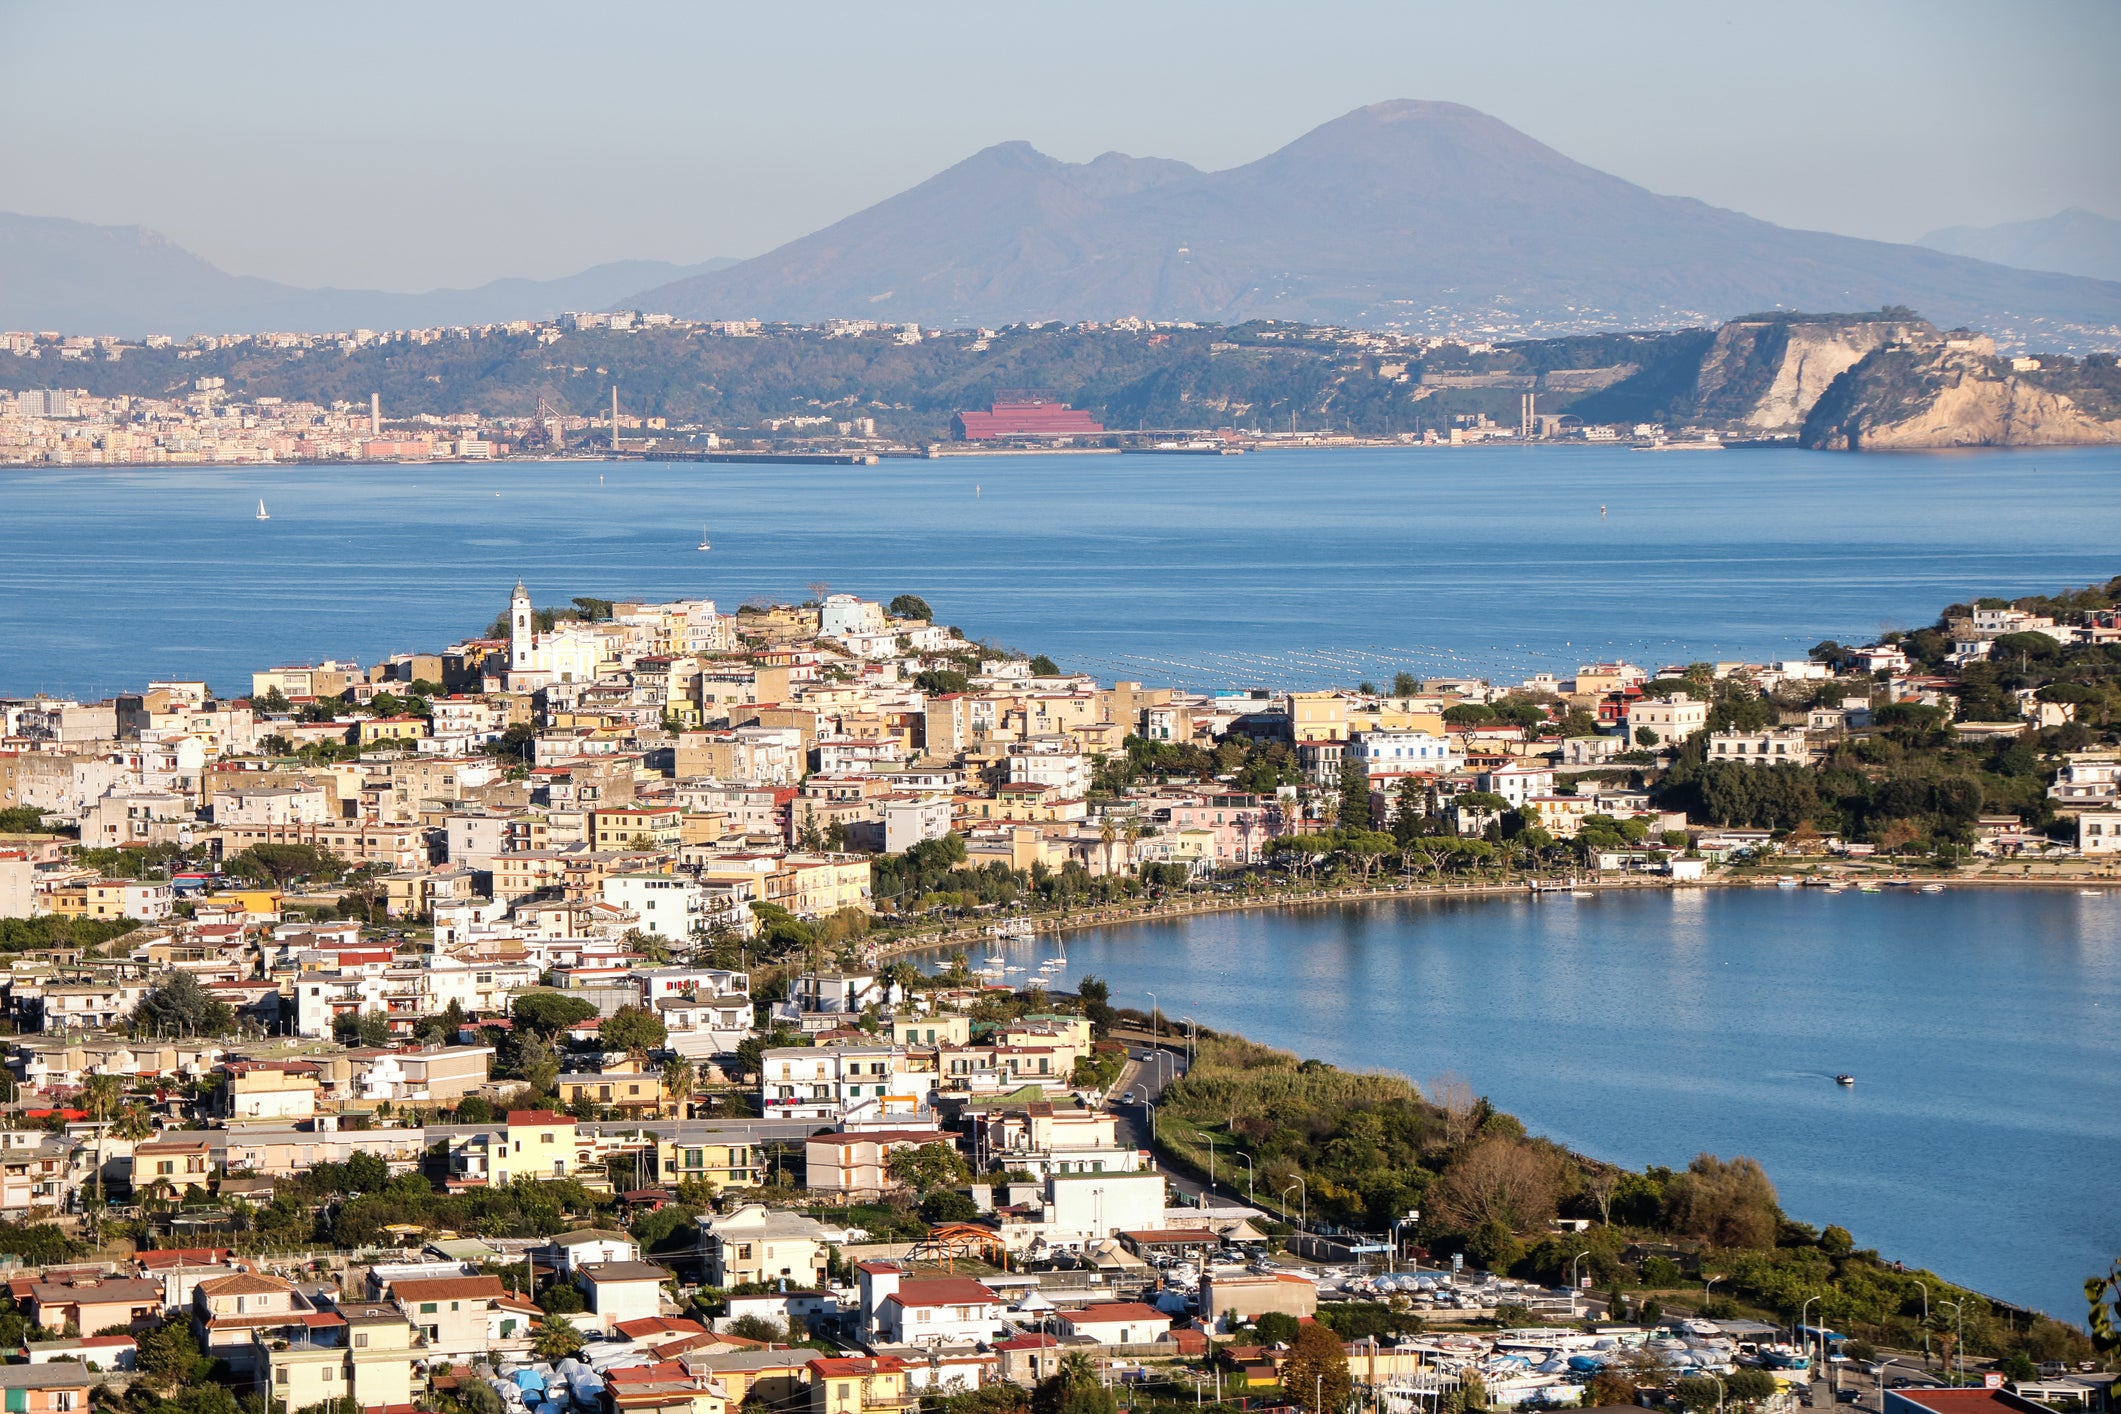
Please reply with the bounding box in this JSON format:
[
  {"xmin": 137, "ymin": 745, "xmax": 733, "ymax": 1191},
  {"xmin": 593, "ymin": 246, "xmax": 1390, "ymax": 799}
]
[
  {"xmin": 0, "ymin": 314, "xmax": 1742, "ymax": 467},
  {"xmin": 0, "ymin": 583, "xmax": 2111, "ymax": 1414}
]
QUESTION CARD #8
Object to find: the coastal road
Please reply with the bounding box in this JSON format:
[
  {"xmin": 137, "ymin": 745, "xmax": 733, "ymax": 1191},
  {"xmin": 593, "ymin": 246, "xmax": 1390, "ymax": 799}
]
[{"xmin": 1105, "ymin": 1038, "xmax": 1263, "ymax": 1215}]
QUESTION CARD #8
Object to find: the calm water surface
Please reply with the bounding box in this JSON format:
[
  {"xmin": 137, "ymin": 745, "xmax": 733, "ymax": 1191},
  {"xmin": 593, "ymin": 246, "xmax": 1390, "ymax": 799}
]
[
  {"xmin": 8, "ymin": 446, "xmax": 2119, "ymax": 1318},
  {"xmin": 932, "ymin": 889, "xmax": 2121, "ymax": 1324},
  {"xmin": 4, "ymin": 444, "xmax": 2120, "ymax": 696}
]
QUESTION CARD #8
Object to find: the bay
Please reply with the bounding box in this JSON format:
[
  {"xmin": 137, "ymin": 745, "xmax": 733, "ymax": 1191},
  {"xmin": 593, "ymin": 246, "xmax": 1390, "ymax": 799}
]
[
  {"xmin": 4, "ymin": 444, "xmax": 2120, "ymax": 697},
  {"xmin": 931, "ymin": 888, "xmax": 2121, "ymax": 1325}
]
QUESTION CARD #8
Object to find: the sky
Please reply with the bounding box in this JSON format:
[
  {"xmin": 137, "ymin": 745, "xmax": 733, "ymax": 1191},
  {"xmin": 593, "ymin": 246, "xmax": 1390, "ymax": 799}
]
[{"xmin": 2, "ymin": 0, "xmax": 2116, "ymax": 292}]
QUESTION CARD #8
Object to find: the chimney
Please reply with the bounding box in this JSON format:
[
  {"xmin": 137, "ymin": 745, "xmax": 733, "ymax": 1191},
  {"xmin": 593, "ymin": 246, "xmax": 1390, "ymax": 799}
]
[{"xmin": 370, "ymin": 392, "xmax": 380, "ymax": 437}]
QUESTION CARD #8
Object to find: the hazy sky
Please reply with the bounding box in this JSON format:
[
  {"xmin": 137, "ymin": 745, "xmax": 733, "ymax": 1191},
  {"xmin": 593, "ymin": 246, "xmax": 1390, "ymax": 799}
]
[{"xmin": 3, "ymin": 0, "xmax": 2115, "ymax": 291}]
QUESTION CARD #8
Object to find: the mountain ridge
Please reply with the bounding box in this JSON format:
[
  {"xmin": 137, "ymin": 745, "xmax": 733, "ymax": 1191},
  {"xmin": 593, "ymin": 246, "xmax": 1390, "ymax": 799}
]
[
  {"xmin": 1918, "ymin": 207, "xmax": 2121, "ymax": 284},
  {"xmin": 628, "ymin": 99, "xmax": 2121, "ymax": 351},
  {"xmin": 0, "ymin": 211, "xmax": 737, "ymax": 337}
]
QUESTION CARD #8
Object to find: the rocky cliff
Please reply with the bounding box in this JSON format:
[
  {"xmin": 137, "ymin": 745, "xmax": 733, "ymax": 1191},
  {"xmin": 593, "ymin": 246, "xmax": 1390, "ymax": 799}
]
[
  {"xmin": 1692, "ymin": 315, "xmax": 1933, "ymax": 432},
  {"xmin": 1801, "ymin": 341, "xmax": 2121, "ymax": 449}
]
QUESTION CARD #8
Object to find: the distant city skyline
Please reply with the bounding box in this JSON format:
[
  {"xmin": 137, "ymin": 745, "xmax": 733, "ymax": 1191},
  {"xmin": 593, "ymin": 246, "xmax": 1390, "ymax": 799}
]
[{"xmin": 2, "ymin": 0, "xmax": 2116, "ymax": 293}]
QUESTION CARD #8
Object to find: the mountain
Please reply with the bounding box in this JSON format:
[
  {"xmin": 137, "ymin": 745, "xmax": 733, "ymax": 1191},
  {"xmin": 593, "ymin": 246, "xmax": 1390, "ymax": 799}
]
[
  {"xmin": 1918, "ymin": 208, "xmax": 2121, "ymax": 284},
  {"xmin": 630, "ymin": 100, "xmax": 2121, "ymax": 350},
  {"xmin": 0, "ymin": 212, "xmax": 737, "ymax": 336}
]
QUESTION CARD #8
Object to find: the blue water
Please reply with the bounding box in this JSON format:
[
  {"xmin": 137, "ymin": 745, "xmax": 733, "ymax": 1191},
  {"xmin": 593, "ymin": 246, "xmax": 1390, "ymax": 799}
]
[
  {"xmin": 4, "ymin": 444, "xmax": 2120, "ymax": 697},
  {"xmin": 6, "ymin": 445, "xmax": 2119, "ymax": 1317},
  {"xmin": 944, "ymin": 889, "xmax": 2121, "ymax": 1324}
]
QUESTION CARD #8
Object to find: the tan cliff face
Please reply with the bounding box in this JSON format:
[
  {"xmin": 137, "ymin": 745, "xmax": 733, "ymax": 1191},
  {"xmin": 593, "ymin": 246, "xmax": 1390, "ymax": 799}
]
[
  {"xmin": 1806, "ymin": 345, "xmax": 2121, "ymax": 450},
  {"xmin": 1694, "ymin": 319, "xmax": 1928, "ymax": 432}
]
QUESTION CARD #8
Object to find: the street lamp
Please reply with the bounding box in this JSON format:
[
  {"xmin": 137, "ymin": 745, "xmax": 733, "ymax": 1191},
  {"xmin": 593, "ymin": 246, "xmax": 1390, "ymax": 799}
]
[
  {"xmin": 1179, "ymin": 1016, "xmax": 1197, "ymax": 1067},
  {"xmin": 1144, "ymin": 1097, "xmax": 1157, "ymax": 1147},
  {"xmin": 1284, "ymin": 1177, "xmax": 1307, "ymax": 1231},
  {"xmin": 1234, "ymin": 1151, "xmax": 1254, "ymax": 1206},
  {"xmin": 1202, "ymin": 1132, "xmax": 1216, "ymax": 1186},
  {"xmin": 1570, "ymin": 1250, "xmax": 1591, "ymax": 1318},
  {"xmin": 1800, "ymin": 1297, "xmax": 1822, "ymax": 1375},
  {"xmin": 1703, "ymin": 1274, "xmax": 1723, "ymax": 1315},
  {"xmin": 1938, "ymin": 1300, "xmax": 1965, "ymax": 1385},
  {"xmin": 1911, "ymin": 1280, "xmax": 1930, "ymax": 1367},
  {"xmin": 1704, "ymin": 1375, "xmax": 1725, "ymax": 1414},
  {"xmin": 1147, "ymin": 991, "xmax": 1158, "ymax": 1042}
]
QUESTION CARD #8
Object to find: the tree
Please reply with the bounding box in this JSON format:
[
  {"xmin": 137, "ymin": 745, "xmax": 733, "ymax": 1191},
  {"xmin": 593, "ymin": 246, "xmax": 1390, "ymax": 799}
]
[
  {"xmin": 335, "ymin": 1011, "xmax": 393, "ymax": 1047},
  {"xmin": 226, "ymin": 842, "xmax": 341, "ymax": 889},
  {"xmin": 602, "ymin": 1006, "xmax": 668, "ymax": 1059},
  {"xmin": 919, "ymin": 1190, "xmax": 980, "ymax": 1224},
  {"xmin": 1282, "ymin": 1320, "xmax": 1353, "ymax": 1414},
  {"xmin": 2091, "ymin": 1258, "xmax": 2121, "ymax": 1358},
  {"xmin": 1255, "ymin": 1312, "xmax": 1301, "ymax": 1345},
  {"xmin": 1427, "ymin": 1135, "xmax": 1570, "ymax": 1235},
  {"xmin": 1634, "ymin": 727, "xmax": 1660, "ymax": 747},
  {"xmin": 512, "ymin": 991, "xmax": 600, "ymax": 1036},
  {"xmin": 727, "ymin": 1313, "xmax": 787, "ymax": 1342},
  {"xmin": 539, "ymin": 1282, "xmax": 585, "ymax": 1314},
  {"xmin": 1028, "ymin": 654, "xmax": 1060, "ymax": 677},
  {"xmin": 664, "ymin": 1056, "xmax": 695, "ymax": 1118},
  {"xmin": 887, "ymin": 594, "xmax": 934, "ymax": 621},
  {"xmin": 1663, "ymin": 1154, "xmax": 1781, "ymax": 1250},
  {"xmin": 1337, "ymin": 758, "xmax": 1373, "ymax": 828},
  {"xmin": 1391, "ymin": 671, "xmax": 1420, "ymax": 697},
  {"xmin": 135, "ymin": 1317, "xmax": 204, "ymax": 1388},
  {"xmin": 131, "ymin": 972, "xmax": 235, "ymax": 1038},
  {"xmin": 887, "ymin": 1141, "xmax": 970, "ymax": 1194},
  {"xmin": 1033, "ymin": 1352, "xmax": 1117, "ymax": 1414},
  {"xmin": 531, "ymin": 1311, "xmax": 584, "ymax": 1360},
  {"xmin": 915, "ymin": 668, "xmax": 971, "ymax": 695}
]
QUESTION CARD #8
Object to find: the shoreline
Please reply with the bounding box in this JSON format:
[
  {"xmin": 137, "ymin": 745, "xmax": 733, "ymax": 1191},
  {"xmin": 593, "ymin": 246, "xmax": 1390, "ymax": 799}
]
[{"xmin": 866, "ymin": 870, "xmax": 2117, "ymax": 963}]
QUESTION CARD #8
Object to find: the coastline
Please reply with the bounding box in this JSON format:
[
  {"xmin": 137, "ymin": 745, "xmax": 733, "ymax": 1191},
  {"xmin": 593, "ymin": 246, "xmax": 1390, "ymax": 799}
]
[{"xmin": 866, "ymin": 870, "xmax": 2118, "ymax": 964}]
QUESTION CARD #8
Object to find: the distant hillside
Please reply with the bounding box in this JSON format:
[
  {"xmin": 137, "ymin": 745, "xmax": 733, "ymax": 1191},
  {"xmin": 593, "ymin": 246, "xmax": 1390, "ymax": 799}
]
[
  {"xmin": 0, "ymin": 212, "xmax": 736, "ymax": 337},
  {"xmin": 630, "ymin": 100, "xmax": 2121, "ymax": 351},
  {"xmin": 11, "ymin": 308, "xmax": 2066, "ymax": 446},
  {"xmin": 1919, "ymin": 209, "xmax": 2121, "ymax": 284}
]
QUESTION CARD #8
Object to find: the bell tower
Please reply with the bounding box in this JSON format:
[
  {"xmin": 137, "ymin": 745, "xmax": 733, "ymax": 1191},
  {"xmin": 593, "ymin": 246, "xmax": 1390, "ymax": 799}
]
[{"xmin": 510, "ymin": 579, "xmax": 533, "ymax": 671}]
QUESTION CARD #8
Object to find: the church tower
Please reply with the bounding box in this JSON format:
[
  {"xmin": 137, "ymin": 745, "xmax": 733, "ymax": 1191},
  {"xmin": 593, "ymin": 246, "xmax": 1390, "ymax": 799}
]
[{"xmin": 509, "ymin": 579, "xmax": 533, "ymax": 672}]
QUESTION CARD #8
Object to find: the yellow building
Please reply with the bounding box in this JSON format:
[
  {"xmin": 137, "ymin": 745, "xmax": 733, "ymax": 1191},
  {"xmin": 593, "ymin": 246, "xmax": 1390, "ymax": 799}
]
[
  {"xmin": 1288, "ymin": 692, "xmax": 1349, "ymax": 743},
  {"xmin": 807, "ymin": 1357, "xmax": 912, "ymax": 1414},
  {"xmin": 451, "ymin": 1110, "xmax": 580, "ymax": 1186},
  {"xmin": 592, "ymin": 807, "xmax": 683, "ymax": 851},
  {"xmin": 774, "ymin": 854, "xmax": 872, "ymax": 916},
  {"xmin": 357, "ymin": 715, "xmax": 430, "ymax": 746},
  {"xmin": 262, "ymin": 1301, "xmax": 420, "ymax": 1411},
  {"xmin": 655, "ymin": 1135, "xmax": 764, "ymax": 1189}
]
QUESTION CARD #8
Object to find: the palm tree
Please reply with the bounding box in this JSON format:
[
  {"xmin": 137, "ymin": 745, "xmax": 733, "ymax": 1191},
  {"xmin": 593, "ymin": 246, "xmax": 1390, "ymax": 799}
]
[
  {"xmin": 531, "ymin": 1312, "xmax": 584, "ymax": 1361},
  {"xmin": 663, "ymin": 1056, "xmax": 695, "ymax": 1120},
  {"xmin": 1098, "ymin": 817, "xmax": 1118, "ymax": 875}
]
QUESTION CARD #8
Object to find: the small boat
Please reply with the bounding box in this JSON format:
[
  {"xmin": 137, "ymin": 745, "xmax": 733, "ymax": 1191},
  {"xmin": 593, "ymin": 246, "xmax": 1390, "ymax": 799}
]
[
  {"xmin": 255, "ymin": 498, "xmax": 270, "ymax": 520},
  {"xmin": 1919, "ymin": 883, "xmax": 1944, "ymax": 894},
  {"xmin": 696, "ymin": 523, "xmax": 711, "ymax": 551},
  {"xmin": 1857, "ymin": 883, "xmax": 1883, "ymax": 893},
  {"xmin": 1834, "ymin": 1074, "xmax": 1855, "ymax": 1086},
  {"xmin": 2081, "ymin": 889, "xmax": 2105, "ymax": 897},
  {"xmin": 1776, "ymin": 877, "xmax": 1800, "ymax": 889}
]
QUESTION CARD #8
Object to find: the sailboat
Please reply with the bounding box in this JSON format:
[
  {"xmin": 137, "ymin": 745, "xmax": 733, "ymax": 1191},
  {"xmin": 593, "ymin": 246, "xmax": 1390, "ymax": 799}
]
[
  {"xmin": 255, "ymin": 498, "xmax": 270, "ymax": 521},
  {"xmin": 696, "ymin": 523, "xmax": 711, "ymax": 551}
]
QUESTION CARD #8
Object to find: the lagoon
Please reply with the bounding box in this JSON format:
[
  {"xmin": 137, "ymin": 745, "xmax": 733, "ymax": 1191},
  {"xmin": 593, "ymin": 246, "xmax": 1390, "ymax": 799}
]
[{"xmin": 938, "ymin": 887, "xmax": 2121, "ymax": 1324}]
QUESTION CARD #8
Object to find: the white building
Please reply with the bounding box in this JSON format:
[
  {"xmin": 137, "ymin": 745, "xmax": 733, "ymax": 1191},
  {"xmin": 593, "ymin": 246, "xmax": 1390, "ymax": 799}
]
[
  {"xmin": 1006, "ymin": 737, "xmax": 1087, "ymax": 797},
  {"xmin": 601, "ymin": 874, "xmax": 714, "ymax": 942},
  {"xmin": 760, "ymin": 1045, "xmax": 935, "ymax": 1123},
  {"xmin": 1706, "ymin": 728, "xmax": 1818, "ymax": 766},
  {"xmin": 1477, "ymin": 764, "xmax": 1554, "ymax": 809},
  {"xmin": 2078, "ymin": 812, "xmax": 2121, "ymax": 855},
  {"xmin": 1627, "ymin": 694, "xmax": 1708, "ymax": 747},
  {"xmin": 1346, "ymin": 730, "xmax": 1457, "ymax": 778},
  {"xmin": 819, "ymin": 595, "xmax": 888, "ymax": 640}
]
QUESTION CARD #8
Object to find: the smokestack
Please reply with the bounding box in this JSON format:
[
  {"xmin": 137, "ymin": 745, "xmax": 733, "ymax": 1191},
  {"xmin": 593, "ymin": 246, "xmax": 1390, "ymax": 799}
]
[
  {"xmin": 612, "ymin": 385, "xmax": 620, "ymax": 451},
  {"xmin": 370, "ymin": 392, "xmax": 380, "ymax": 437}
]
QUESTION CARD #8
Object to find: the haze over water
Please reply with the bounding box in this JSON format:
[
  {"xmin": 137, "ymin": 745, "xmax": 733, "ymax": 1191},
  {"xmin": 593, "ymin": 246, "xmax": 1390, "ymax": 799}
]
[
  {"xmin": 4, "ymin": 444, "xmax": 2120, "ymax": 696},
  {"xmin": 933, "ymin": 888, "xmax": 2121, "ymax": 1324}
]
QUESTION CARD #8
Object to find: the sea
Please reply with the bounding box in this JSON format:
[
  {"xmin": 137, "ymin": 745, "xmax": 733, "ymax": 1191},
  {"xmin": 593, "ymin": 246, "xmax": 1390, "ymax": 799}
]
[
  {"xmin": 4, "ymin": 443, "xmax": 2120, "ymax": 697},
  {"xmin": 4, "ymin": 442, "xmax": 2118, "ymax": 1319},
  {"xmin": 929, "ymin": 887, "xmax": 2121, "ymax": 1326}
]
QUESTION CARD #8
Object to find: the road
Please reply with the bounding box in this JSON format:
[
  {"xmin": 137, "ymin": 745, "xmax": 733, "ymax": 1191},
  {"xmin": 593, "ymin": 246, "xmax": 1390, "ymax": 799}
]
[{"xmin": 1104, "ymin": 1035, "xmax": 1264, "ymax": 1214}]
